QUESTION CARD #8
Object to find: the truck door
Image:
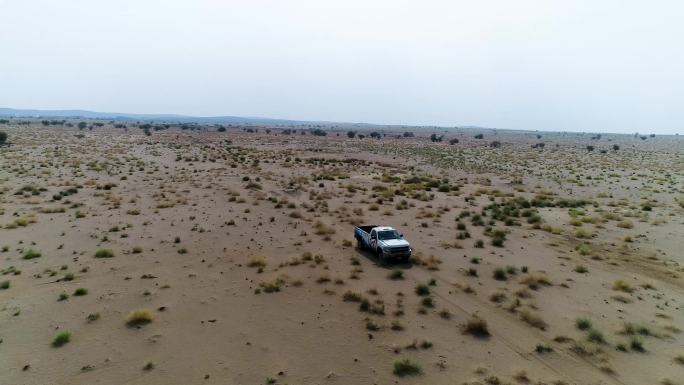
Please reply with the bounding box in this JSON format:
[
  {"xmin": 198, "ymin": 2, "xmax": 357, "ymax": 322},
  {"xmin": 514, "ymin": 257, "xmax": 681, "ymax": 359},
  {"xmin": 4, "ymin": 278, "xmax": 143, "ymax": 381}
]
[{"xmin": 370, "ymin": 229, "xmax": 377, "ymax": 250}]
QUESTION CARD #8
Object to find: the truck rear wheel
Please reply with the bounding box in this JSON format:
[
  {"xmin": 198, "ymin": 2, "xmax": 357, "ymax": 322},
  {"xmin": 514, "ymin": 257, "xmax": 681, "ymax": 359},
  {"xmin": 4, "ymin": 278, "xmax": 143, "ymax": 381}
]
[{"xmin": 357, "ymin": 238, "xmax": 364, "ymax": 250}]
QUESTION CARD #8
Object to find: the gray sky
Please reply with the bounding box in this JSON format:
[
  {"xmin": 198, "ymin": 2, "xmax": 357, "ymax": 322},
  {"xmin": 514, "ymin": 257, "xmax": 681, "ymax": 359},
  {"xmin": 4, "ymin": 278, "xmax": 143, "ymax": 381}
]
[{"xmin": 1, "ymin": 0, "xmax": 682, "ymax": 134}]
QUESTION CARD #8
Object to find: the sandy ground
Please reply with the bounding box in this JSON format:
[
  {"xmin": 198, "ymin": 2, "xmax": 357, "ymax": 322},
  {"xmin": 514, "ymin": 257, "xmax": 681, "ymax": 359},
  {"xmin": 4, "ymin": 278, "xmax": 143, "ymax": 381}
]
[{"xmin": 0, "ymin": 123, "xmax": 682, "ymax": 385}]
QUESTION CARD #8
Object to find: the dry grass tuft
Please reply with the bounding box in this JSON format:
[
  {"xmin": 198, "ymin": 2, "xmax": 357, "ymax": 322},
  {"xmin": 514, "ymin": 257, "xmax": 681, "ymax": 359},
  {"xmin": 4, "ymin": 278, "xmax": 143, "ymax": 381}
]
[
  {"xmin": 612, "ymin": 279, "xmax": 634, "ymax": 293},
  {"xmin": 462, "ymin": 316, "xmax": 490, "ymax": 337},
  {"xmin": 519, "ymin": 310, "xmax": 547, "ymax": 330},
  {"xmin": 247, "ymin": 256, "xmax": 267, "ymax": 268},
  {"xmin": 126, "ymin": 309, "xmax": 154, "ymax": 327},
  {"xmin": 519, "ymin": 272, "xmax": 551, "ymax": 289}
]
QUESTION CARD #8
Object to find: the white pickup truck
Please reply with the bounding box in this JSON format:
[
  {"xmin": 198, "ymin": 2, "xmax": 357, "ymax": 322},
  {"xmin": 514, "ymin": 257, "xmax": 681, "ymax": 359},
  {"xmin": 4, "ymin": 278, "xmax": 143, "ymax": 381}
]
[{"xmin": 354, "ymin": 225, "xmax": 412, "ymax": 263}]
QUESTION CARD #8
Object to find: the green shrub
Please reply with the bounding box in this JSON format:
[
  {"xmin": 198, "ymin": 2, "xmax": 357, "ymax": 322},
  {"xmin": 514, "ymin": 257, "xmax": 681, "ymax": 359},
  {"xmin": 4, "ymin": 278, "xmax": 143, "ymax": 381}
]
[
  {"xmin": 73, "ymin": 288, "xmax": 88, "ymax": 296},
  {"xmin": 52, "ymin": 331, "xmax": 71, "ymax": 347},
  {"xmin": 393, "ymin": 359, "xmax": 422, "ymax": 377},
  {"xmin": 575, "ymin": 243, "xmax": 592, "ymax": 255},
  {"xmin": 493, "ymin": 268, "xmax": 507, "ymax": 281},
  {"xmin": 574, "ymin": 228, "xmax": 589, "ymax": 238},
  {"xmin": 421, "ymin": 297, "xmax": 434, "ymax": 308},
  {"xmin": 587, "ymin": 328, "xmax": 606, "ymax": 344},
  {"xmin": 94, "ymin": 248, "xmax": 114, "ymax": 258},
  {"xmin": 576, "ymin": 318, "xmax": 592, "ymax": 330},
  {"xmin": 22, "ymin": 249, "xmax": 42, "ymax": 260},
  {"xmin": 622, "ymin": 323, "xmax": 652, "ymax": 336},
  {"xmin": 630, "ymin": 337, "xmax": 645, "ymax": 352},
  {"xmin": 415, "ymin": 284, "xmax": 430, "ymax": 296}
]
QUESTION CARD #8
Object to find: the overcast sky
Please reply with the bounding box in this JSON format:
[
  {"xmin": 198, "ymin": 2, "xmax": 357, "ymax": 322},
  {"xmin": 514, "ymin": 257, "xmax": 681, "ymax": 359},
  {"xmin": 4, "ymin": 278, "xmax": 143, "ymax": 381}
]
[{"xmin": 1, "ymin": 0, "xmax": 682, "ymax": 134}]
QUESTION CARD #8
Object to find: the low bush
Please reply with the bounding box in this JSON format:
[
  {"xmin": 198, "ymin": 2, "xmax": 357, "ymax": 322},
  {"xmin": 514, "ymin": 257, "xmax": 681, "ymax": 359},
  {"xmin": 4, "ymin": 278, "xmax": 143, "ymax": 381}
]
[
  {"xmin": 22, "ymin": 249, "xmax": 42, "ymax": 260},
  {"xmin": 126, "ymin": 309, "xmax": 154, "ymax": 327},
  {"xmin": 393, "ymin": 359, "xmax": 422, "ymax": 377},
  {"xmin": 94, "ymin": 248, "xmax": 114, "ymax": 258},
  {"xmin": 463, "ymin": 316, "xmax": 490, "ymax": 337},
  {"xmin": 576, "ymin": 318, "xmax": 592, "ymax": 330},
  {"xmin": 52, "ymin": 331, "xmax": 71, "ymax": 347}
]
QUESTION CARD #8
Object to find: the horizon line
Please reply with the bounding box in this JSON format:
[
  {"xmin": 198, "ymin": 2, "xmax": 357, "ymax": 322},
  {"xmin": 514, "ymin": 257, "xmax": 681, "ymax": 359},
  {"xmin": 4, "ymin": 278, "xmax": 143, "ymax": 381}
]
[{"xmin": 0, "ymin": 106, "xmax": 676, "ymax": 136}]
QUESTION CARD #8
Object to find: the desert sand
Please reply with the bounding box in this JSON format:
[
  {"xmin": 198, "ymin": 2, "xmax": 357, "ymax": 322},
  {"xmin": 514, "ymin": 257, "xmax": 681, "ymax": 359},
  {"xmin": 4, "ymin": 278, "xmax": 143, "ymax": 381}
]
[{"xmin": 0, "ymin": 122, "xmax": 682, "ymax": 385}]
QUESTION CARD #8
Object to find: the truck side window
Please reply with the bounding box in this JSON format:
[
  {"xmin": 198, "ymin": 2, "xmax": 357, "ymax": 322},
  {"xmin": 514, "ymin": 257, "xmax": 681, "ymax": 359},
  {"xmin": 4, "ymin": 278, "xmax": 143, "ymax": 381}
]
[{"xmin": 370, "ymin": 231, "xmax": 376, "ymax": 239}]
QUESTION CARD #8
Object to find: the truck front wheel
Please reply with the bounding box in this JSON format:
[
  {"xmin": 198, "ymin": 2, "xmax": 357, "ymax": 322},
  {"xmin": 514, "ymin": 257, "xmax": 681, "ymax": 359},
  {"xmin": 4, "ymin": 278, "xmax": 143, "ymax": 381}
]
[{"xmin": 377, "ymin": 248, "xmax": 386, "ymax": 264}]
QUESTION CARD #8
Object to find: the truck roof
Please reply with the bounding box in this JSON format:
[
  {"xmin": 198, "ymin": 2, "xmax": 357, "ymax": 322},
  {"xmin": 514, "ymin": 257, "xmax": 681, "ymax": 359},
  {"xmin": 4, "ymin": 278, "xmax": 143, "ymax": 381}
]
[{"xmin": 374, "ymin": 226, "xmax": 395, "ymax": 231}]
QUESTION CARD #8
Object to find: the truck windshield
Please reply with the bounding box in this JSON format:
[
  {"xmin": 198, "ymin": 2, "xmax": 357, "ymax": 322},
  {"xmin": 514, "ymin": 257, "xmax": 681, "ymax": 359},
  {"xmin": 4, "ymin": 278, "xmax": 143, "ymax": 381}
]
[{"xmin": 377, "ymin": 230, "xmax": 401, "ymax": 240}]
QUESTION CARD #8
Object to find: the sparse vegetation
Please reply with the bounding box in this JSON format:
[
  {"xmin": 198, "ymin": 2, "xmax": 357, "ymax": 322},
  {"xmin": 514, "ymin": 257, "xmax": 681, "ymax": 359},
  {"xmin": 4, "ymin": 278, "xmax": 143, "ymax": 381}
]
[
  {"xmin": 587, "ymin": 328, "xmax": 606, "ymax": 344},
  {"xmin": 393, "ymin": 359, "xmax": 422, "ymax": 377},
  {"xmin": 1, "ymin": 121, "xmax": 680, "ymax": 384}
]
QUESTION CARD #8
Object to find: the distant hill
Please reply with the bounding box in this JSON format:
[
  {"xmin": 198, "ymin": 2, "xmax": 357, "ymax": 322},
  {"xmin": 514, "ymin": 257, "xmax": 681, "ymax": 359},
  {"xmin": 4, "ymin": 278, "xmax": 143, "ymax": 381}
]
[
  {"xmin": 0, "ymin": 107, "xmax": 488, "ymax": 131},
  {"xmin": 0, "ymin": 108, "xmax": 309, "ymax": 125}
]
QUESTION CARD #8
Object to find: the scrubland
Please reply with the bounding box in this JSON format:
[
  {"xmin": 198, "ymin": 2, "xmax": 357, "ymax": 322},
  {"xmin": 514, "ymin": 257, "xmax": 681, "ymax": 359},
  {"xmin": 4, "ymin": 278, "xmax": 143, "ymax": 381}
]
[{"xmin": 0, "ymin": 122, "xmax": 682, "ymax": 385}]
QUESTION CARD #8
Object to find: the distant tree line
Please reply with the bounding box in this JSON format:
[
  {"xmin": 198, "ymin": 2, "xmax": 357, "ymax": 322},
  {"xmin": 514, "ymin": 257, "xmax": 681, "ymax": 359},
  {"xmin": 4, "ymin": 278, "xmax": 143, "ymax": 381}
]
[{"xmin": 41, "ymin": 119, "xmax": 67, "ymax": 126}]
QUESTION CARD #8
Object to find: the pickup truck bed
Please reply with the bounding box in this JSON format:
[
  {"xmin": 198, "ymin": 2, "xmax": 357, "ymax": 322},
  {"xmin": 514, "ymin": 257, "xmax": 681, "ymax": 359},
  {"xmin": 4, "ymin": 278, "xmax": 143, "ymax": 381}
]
[{"xmin": 355, "ymin": 225, "xmax": 377, "ymax": 234}]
